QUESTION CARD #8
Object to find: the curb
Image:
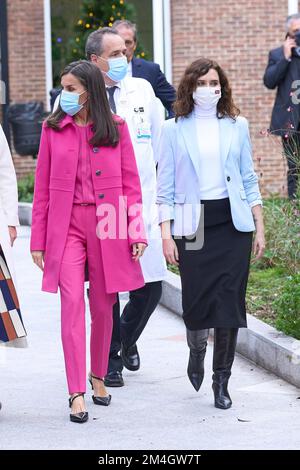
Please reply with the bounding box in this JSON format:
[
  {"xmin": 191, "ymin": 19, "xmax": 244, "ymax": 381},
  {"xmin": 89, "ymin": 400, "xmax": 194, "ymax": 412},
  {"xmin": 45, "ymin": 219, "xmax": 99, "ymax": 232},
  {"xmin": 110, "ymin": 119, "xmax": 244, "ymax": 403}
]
[
  {"xmin": 161, "ymin": 270, "xmax": 300, "ymax": 389},
  {"xmin": 19, "ymin": 202, "xmax": 300, "ymax": 388}
]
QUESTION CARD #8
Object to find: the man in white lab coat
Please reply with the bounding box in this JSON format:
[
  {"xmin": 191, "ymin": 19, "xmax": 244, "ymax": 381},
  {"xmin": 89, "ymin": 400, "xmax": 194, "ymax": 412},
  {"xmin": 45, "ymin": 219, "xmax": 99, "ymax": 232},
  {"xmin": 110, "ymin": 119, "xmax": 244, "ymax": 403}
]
[{"xmin": 85, "ymin": 27, "xmax": 167, "ymax": 387}]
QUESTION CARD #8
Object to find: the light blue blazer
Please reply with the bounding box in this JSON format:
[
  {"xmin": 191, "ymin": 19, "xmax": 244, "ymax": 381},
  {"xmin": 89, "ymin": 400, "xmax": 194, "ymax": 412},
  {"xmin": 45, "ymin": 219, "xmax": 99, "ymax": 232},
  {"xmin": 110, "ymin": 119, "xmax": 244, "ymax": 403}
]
[{"xmin": 156, "ymin": 113, "xmax": 262, "ymax": 236}]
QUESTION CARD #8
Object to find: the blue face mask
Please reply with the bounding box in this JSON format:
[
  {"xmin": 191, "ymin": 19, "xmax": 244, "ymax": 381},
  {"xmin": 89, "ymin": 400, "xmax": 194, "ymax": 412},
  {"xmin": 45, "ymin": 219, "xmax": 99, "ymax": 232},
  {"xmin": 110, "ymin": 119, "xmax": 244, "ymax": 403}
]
[
  {"xmin": 60, "ymin": 90, "xmax": 86, "ymax": 116},
  {"xmin": 106, "ymin": 56, "xmax": 128, "ymax": 82}
]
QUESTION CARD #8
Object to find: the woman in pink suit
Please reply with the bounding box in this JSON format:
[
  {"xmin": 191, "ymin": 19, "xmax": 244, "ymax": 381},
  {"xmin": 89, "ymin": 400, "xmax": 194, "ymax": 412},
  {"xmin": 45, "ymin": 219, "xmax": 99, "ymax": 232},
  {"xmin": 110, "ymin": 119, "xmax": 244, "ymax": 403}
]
[{"xmin": 30, "ymin": 60, "xmax": 147, "ymax": 423}]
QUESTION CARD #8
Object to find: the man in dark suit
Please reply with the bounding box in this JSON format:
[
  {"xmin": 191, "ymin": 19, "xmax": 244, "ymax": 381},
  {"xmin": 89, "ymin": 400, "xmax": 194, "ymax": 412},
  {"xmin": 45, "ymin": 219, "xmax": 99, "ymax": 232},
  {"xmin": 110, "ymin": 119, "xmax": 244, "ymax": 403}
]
[
  {"xmin": 264, "ymin": 13, "xmax": 300, "ymax": 199},
  {"xmin": 112, "ymin": 20, "xmax": 175, "ymax": 118}
]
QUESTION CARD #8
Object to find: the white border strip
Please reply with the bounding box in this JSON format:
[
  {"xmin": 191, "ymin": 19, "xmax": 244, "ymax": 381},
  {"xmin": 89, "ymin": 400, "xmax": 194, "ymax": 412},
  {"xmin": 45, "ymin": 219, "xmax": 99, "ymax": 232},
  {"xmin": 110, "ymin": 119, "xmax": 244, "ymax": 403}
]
[
  {"xmin": 152, "ymin": 0, "xmax": 173, "ymax": 82},
  {"xmin": 288, "ymin": 0, "xmax": 298, "ymax": 15},
  {"xmin": 152, "ymin": 0, "xmax": 165, "ymax": 71},
  {"xmin": 43, "ymin": 0, "xmax": 53, "ymax": 111},
  {"xmin": 163, "ymin": 0, "xmax": 172, "ymax": 83}
]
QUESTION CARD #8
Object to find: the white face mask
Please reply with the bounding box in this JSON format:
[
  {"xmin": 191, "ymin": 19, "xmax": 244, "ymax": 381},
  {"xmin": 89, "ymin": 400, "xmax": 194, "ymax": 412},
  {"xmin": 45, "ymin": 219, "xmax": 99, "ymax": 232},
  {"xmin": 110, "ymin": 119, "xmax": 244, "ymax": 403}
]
[{"xmin": 192, "ymin": 86, "xmax": 222, "ymax": 110}]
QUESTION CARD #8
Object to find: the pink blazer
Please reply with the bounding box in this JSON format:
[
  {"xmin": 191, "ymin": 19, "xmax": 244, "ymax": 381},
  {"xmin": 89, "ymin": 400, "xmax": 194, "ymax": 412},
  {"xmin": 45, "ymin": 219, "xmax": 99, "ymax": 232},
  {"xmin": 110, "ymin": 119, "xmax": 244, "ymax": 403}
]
[{"xmin": 30, "ymin": 115, "xmax": 147, "ymax": 294}]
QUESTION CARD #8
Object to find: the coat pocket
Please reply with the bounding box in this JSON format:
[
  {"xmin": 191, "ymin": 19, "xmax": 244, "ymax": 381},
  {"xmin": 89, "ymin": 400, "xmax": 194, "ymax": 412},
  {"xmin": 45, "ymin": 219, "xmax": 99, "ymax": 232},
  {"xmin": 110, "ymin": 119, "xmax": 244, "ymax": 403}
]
[
  {"xmin": 174, "ymin": 193, "xmax": 186, "ymax": 203},
  {"xmin": 49, "ymin": 177, "xmax": 73, "ymax": 192}
]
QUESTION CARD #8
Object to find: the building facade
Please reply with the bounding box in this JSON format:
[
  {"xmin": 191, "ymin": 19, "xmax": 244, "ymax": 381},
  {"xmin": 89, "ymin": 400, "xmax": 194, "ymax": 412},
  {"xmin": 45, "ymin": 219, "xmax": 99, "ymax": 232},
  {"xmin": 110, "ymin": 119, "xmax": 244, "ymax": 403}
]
[
  {"xmin": 0, "ymin": 0, "xmax": 299, "ymax": 195},
  {"xmin": 0, "ymin": 0, "xmax": 50, "ymax": 177}
]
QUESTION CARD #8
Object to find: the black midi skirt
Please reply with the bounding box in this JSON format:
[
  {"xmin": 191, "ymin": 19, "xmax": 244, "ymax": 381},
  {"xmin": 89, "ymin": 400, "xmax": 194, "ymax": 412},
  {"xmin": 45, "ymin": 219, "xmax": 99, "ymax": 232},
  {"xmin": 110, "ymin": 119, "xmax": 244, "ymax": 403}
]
[{"xmin": 174, "ymin": 198, "xmax": 253, "ymax": 330}]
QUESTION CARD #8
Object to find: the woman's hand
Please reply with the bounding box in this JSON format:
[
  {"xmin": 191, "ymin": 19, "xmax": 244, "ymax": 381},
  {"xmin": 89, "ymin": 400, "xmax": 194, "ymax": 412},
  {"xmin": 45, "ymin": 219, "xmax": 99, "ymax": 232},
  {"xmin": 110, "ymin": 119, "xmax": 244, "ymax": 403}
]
[
  {"xmin": 8, "ymin": 226, "xmax": 17, "ymax": 246},
  {"xmin": 251, "ymin": 204, "xmax": 265, "ymax": 261},
  {"xmin": 160, "ymin": 220, "xmax": 179, "ymax": 266},
  {"xmin": 132, "ymin": 243, "xmax": 147, "ymax": 261},
  {"xmin": 163, "ymin": 238, "xmax": 179, "ymax": 266},
  {"xmin": 31, "ymin": 251, "xmax": 45, "ymax": 271},
  {"xmin": 252, "ymin": 230, "xmax": 265, "ymax": 261}
]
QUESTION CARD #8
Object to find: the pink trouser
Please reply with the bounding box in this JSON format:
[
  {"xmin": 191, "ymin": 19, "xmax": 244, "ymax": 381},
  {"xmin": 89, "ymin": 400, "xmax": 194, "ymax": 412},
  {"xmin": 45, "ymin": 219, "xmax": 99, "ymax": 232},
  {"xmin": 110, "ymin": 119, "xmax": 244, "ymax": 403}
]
[{"xmin": 58, "ymin": 204, "xmax": 116, "ymax": 394}]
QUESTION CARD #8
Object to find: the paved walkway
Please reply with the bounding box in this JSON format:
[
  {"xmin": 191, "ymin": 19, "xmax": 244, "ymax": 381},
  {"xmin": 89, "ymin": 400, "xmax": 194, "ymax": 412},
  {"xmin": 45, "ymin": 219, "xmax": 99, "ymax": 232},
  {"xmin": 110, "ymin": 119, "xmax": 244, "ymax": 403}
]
[{"xmin": 0, "ymin": 226, "xmax": 300, "ymax": 450}]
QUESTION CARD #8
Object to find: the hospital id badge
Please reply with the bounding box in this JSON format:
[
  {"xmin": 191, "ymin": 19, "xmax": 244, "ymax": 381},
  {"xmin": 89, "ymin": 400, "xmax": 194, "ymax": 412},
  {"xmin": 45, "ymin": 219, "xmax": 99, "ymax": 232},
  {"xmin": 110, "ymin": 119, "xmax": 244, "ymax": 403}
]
[{"xmin": 135, "ymin": 122, "xmax": 151, "ymax": 143}]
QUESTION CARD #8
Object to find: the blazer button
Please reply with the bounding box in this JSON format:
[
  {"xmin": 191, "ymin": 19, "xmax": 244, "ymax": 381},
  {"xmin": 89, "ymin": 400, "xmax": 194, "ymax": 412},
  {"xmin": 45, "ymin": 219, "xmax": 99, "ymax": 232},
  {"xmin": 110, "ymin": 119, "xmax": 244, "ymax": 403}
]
[
  {"xmin": 98, "ymin": 193, "xmax": 105, "ymax": 199},
  {"xmin": 95, "ymin": 170, "xmax": 101, "ymax": 176},
  {"xmin": 227, "ymin": 176, "xmax": 231, "ymax": 182},
  {"xmin": 93, "ymin": 147, "xmax": 99, "ymax": 153}
]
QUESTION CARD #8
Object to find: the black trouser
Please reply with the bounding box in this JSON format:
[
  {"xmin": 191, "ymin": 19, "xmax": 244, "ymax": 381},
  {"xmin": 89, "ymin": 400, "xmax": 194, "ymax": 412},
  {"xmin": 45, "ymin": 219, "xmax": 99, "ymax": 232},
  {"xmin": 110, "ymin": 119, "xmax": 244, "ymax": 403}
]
[
  {"xmin": 282, "ymin": 130, "xmax": 300, "ymax": 199},
  {"xmin": 108, "ymin": 281, "xmax": 162, "ymax": 373}
]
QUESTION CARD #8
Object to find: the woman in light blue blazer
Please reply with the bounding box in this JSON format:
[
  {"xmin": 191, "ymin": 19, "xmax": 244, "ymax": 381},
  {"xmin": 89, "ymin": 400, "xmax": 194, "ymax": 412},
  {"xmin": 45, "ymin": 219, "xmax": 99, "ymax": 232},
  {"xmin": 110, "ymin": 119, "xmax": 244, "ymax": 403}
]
[{"xmin": 157, "ymin": 58, "xmax": 265, "ymax": 410}]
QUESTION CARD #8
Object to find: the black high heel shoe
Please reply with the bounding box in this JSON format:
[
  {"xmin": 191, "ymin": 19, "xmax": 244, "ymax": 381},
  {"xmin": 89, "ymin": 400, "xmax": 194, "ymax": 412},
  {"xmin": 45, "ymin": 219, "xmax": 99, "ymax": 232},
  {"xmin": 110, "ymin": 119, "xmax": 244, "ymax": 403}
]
[
  {"xmin": 89, "ymin": 373, "xmax": 112, "ymax": 406},
  {"xmin": 69, "ymin": 393, "xmax": 89, "ymax": 423}
]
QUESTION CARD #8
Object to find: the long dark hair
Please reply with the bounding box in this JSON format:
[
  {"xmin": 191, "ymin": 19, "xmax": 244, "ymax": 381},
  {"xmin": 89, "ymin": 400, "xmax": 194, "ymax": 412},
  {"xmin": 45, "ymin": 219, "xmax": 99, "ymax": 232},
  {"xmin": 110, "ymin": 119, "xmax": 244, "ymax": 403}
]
[
  {"xmin": 47, "ymin": 60, "xmax": 119, "ymax": 146},
  {"xmin": 174, "ymin": 57, "xmax": 240, "ymax": 121}
]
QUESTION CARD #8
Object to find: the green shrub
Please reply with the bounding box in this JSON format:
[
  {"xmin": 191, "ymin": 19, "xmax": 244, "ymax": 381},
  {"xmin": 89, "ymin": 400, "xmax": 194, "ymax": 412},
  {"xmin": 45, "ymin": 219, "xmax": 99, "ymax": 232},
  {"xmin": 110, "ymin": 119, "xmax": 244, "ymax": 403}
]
[
  {"xmin": 18, "ymin": 173, "xmax": 35, "ymax": 203},
  {"xmin": 246, "ymin": 267, "xmax": 287, "ymax": 325},
  {"xmin": 255, "ymin": 197, "xmax": 300, "ymax": 275},
  {"xmin": 274, "ymin": 273, "xmax": 300, "ymax": 340}
]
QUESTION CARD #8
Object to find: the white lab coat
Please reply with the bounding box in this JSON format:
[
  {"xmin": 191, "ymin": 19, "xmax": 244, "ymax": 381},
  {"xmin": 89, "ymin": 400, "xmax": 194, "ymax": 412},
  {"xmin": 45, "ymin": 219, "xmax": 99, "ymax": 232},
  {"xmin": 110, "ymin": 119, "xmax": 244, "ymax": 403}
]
[{"xmin": 115, "ymin": 77, "xmax": 167, "ymax": 283}]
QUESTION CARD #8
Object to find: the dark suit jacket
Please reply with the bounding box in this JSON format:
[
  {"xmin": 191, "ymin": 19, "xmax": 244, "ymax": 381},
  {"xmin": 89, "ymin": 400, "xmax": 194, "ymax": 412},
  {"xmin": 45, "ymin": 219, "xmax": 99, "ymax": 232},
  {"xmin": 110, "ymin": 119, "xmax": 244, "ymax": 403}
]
[
  {"xmin": 264, "ymin": 46, "xmax": 300, "ymax": 135},
  {"xmin": 132, "ymin": 57, "xmax": 176, "ymax": 118},
  {"xmin": 50, "ymin": 88, "xmax": 61, "ymax": 111}
]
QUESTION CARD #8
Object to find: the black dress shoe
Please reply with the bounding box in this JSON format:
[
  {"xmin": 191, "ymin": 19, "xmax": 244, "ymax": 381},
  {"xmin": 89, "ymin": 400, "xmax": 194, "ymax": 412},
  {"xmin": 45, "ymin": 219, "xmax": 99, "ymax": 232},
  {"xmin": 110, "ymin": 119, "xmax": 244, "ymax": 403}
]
[
  {"xmin": 212, "ymin": 328, "xmax": 239, "ymax": 410},
  {"xmin": 187, "ymin": 351, "xmax": 205, "ymax": 392},
  {"xmin": 88, "ymin": 373, "xmax": 112, "ymax": 406},
  {"xmin": 212, "ymin": 373, "xmax": 232, "ymax": 409},
  {"xmin": 186, "ymin": 329, "xmax": 209, "ymax": 391},
  {"xmin": 121, "ymin": 343, "xmax": 140, "ymax": 371},
  {"xmin": 104, "ymin": 371, "xmax": 124, "ymax": 387},
  {"xmin": 69, "ymin": 393, "xmax": 89, "ymax": 423}
]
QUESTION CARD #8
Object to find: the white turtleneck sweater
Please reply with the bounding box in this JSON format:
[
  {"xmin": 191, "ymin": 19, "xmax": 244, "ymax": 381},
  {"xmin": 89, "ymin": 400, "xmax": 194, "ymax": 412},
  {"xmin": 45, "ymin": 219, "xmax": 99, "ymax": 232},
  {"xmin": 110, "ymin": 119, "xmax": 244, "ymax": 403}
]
[{"xmin": 194, "ymin": 104, "xmax": 229, "ymax": 200}]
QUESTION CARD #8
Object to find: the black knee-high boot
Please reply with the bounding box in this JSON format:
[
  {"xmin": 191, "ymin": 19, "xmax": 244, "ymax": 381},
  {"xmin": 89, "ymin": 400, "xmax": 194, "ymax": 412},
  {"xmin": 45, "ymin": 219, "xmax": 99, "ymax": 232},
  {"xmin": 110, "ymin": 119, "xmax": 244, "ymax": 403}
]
[
  {"xmin": 186, "ymin": 329, "xmax": 209, "ymax": 391},
  {"xmin": 212, "ymin": 328, "xmax": 238, "ymax": 409}
]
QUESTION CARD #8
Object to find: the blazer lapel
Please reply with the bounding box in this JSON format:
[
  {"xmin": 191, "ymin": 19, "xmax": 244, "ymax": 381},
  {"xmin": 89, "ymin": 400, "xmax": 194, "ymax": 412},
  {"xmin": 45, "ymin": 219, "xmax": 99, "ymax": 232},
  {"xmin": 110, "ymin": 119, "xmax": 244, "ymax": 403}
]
[
  {"xmin": 131, "ymin": 57, "xmax": 141, "ymax": 78},
  {"xmin": 117, "ymin": 78, "xmax": 135, "ymax": 118},
  {"xmin": 219, "ymin": 117, "xmax": 234, "ymax": 165},
  {"xmin": 179, "ymin": 114, "xmax": 201, "ymax": 182}
]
